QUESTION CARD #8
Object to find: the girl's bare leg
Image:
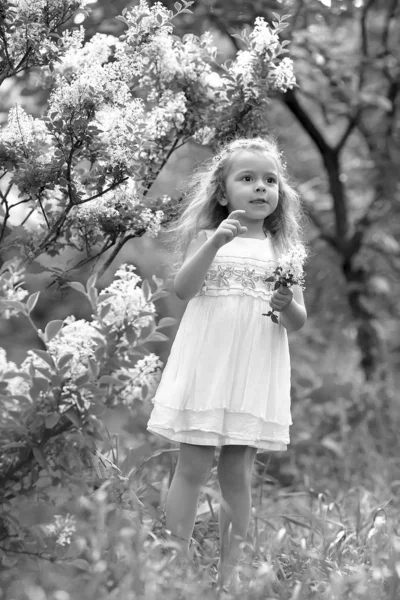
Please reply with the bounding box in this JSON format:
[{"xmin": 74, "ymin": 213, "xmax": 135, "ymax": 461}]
[
  {"xmin": 165, "ymin": 442, "xmax": 215, "ymax": 557},
  {"xmin": 217, "ymin": 445, "xmax": 257, "ymax": 584}
]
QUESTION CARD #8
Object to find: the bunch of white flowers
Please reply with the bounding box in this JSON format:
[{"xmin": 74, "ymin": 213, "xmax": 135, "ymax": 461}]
[
  {"xmin": 96, "ymin": 99, "xmax": 145, "ymax": 169},
  {"xmin": 276, "ymin": 244, "xmax": 307, "ymax": 285},
  {"xmin": 97, "ymin": 264, "xmax": 156, "ymax": 333},
  {"xmin": 22, "ymin": 316, "xmax": 103, "ymax": 380},
  {"xmin": 42, "ymin": 513, "xmax": 76, "ymax": 546},
  {"xmin": 269, "ymin": 57, "xmax": 297, "ymax": 92},
  {"xmin": 0, "ymin": 348, "xmax": 26, "ymax": 401},
  {"xmin": 145, "ymin": 91, "xmax": 187, "ymax": 140},
  {"xmin": 3, "ymin": 0, "xmax": 90, "ymax": 69},
  {"xmin": 229, "ymin": 50, "xmax": 257, "ymax": 89},
  {"xmin": 0, "ymin": 258, "xmax": 28, "ymax": 318},
  {"xmin": 262, "ymin": 244, "xmax": 306, "ymax": 323},
  {"xmin": 73, "ymin": 181, "xmax": 164, "ymax": 238},
  {"xmin": 115, "ymin": 353, "xmax": 163, "ymax": 405},
  {"xmin": 192, "ymin": 125, "xmax": 217, "ymax": 145},
  {"xmin": 0, "ymin": 106, "xmax": 52, "ymax": 156},
  {"xmin": 250, "ymin": 16, "xmax": 280, "ymax": 54},
  {"xmin": 123, "ymin": 0, "xmax": 173, "ymax": 46}
]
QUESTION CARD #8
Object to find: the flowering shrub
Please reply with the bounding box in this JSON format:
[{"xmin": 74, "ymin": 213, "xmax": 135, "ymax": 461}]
[
  {"xmin": 0, "ymin": 258, "xmax": 172, "ymax": 554},
  {"xmin": 0, "ymin": 1, "xmax": 296, "ymax": 271}
]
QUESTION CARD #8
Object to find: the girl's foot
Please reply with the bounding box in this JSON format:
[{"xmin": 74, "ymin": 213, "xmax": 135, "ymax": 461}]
[{"xmin": 217, "ymin": 556, "xmax": 243, "ymax": 592}]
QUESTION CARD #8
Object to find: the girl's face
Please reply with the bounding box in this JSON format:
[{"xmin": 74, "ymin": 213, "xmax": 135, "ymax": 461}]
[{"xmin": 222, "ymin": 150, "xmax": 279, "ymax": 224}]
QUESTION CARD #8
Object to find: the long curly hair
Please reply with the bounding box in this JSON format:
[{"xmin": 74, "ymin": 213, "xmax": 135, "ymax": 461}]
[{"xmin": 165, "ymin": 136, "xmax": 308, "ymax": 274}]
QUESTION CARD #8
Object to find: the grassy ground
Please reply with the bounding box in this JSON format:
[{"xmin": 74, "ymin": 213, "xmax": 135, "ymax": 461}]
[{"xmin": 2, "ymin": 378, "xmax": 400, "ymax": 600}]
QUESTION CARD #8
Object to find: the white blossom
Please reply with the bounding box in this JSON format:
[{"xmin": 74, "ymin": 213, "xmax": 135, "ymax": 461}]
[
  {"xmin": 21, "ymin": 316, "xmax": 103, "ymax": 380},
  {"xmin": 229, "ymin": 50, "xmax": 257, "ymax": 87},
  {"xmin": 145, "ymin": 91, "xmax": 187, "ymax": 140},
  {"xmin": 0, "ymin": 106, "xmax": 51, "ymax": 155},
  {"xmin": 97, "ymin": 264, "xmax": 156, "ymax": 333},
  {"xmin": 42, "ymin": 513, "xmax": 76, "ymax": 546},
  {"xmin": 250, "ymin": 17, "xmax": 280, "ymax": 54},
  {"xmin": 270, "ymin": 57, "xmax": 297, "ymax": 92},
  {"xmin": 192, "ymin": 126, "xmax": 216, "ymax": 145},
  {"xmin": 276, "ymin": 244, "xmax": 307, "ymax": 285},
  {"xmin": 115, "ymin": 353, "xmax": 163, "ymax": 405},
  {"xmin": 96, "ymin": 99, "xmax": 145, "ymax": 169}
]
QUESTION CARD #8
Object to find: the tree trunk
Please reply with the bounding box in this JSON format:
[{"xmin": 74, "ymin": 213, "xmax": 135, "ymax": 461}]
[{"xmin": 342, "ymin": 257, "xmax": 387, "ymax": 381}]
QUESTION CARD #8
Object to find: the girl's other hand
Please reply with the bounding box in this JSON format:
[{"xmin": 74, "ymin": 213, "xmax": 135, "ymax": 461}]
[
  {"xmin": 210, "ymin": 210, "xmax": 248, "ymax": 250},
  {"xmin": 269, "ymin": 285, "xmax": 293, "ymax": 312}
]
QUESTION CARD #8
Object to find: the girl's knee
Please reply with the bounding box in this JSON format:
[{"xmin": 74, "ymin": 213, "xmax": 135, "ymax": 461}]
[
  {"xmin": 176, "ymin": 443, "xmax": 214, "ymax": 486},
  {"xmin": 217, "ymin": 445, "xmax": 256, "ymax": 490}
]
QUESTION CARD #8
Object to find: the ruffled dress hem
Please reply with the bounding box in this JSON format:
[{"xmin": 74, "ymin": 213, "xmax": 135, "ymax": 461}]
[{"xmin": 147, "ymin": 425, "xmax": 287, "ymax": 452}]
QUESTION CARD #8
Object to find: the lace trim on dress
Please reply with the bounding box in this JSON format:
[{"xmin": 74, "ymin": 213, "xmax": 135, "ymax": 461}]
[{"xmin": 195, "ymin": 259, "xmax": 277, "ymax": 300}]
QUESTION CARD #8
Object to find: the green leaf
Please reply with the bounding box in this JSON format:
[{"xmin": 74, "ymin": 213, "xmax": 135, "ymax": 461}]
[
  {"xmin": 69, "ymin": 281, "xmax": 87, "ymax": 296},
  {"xmin": 271, "ymin": 313, "xmax": 279, "ymax": 324},
  {"xmin": 141, "ymin": 279, "xmax": 151, "ymax": 301},
  {"xmin": 32, "ymin": 447, "xmax": 47, "ymax": 469},
  {"xmin": 174, "ymin": 1, "xmax": 182, "ymax": 10},
  {"xmin": 44, "ymin": 320, "xmax": 64, "ymax": 342},
  {"xmin": 87, "ymin": 273, "xmax": 98, "ymax": 291},
  {"xmin": 58, "ymin": 353, "xmax": 75, "ymax": 370},
  {"xmin": 150, "ymin": 290, "xmax": 169, "ymax": 301},
  {"xmin": 31, "ymin": 349, "xmax": 55, "ymax": 369},
  {"xmin": 98, "ymin": 375, "xmax": 124, "ymax": 386},
  {"xmin": 26, "ymin": 291, "xmax": 40, "ymax": 313},
  {"xmin": 147, "ymin": 331, "xmax": 169, "ymax": 342},
  {"xmin": 45, "ymin": 413, "xmax": 60, "ymax": 428},
  {"xmin": 65, "ymin": 410, "xmax": 82, "ymax": 429},
  {"xmin": 75, "ymin": 373, "xmax": 89, "ymax": 386},
  {"xmin": 157, "ymin": 317, "xmax": 177, "ymax": 329}
]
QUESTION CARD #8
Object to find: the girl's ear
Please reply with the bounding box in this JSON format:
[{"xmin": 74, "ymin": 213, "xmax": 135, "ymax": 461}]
[{"xmin": 219, "ymin": 196, "xmax": 228, "ymax": 206}]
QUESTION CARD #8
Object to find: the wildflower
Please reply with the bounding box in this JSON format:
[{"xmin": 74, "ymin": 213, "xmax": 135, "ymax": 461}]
[
  {"xmin": 43, "ymin": 513, "xmax": 76, "ymax": 546},
  {"xmin": 262, "ymin": 244, "xmax": 306, "ymax": 323}
]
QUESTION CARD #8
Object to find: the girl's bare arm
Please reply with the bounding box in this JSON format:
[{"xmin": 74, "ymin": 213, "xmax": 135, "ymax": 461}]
[{"xmin": 174, "ymin": 233, "xmax": 218, "ymax": 301}]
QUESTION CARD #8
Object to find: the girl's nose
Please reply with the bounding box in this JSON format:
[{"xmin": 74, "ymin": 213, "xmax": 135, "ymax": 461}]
[{"xmin": 255, "ymin": 182, "xmax": 266, "ymax": 192}]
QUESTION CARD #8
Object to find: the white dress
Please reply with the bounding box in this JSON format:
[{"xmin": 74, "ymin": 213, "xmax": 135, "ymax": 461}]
[{"xmin": 147, "ymin": 230, "xmax": 292, "ymax": 452}]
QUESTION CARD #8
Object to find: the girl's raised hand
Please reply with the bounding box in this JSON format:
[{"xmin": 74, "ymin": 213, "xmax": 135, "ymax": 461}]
[{"xmin": 209, "ymin": 210, "xmax": 248, "ymax": 250}]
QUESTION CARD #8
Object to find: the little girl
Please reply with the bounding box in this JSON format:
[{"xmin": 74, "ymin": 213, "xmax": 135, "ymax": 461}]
[{"xmin": 147, "ymin": 136, "xmax": 307, "ymax": 586}]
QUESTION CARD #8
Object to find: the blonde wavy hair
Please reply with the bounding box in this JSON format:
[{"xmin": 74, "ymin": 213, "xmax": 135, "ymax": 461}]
[{"xmin": 165, "ymin": 136, "xmax": 308, "ymax": 274}]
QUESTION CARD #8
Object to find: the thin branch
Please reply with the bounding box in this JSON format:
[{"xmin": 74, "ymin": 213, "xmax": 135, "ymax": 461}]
[
  {"xmin": 20, "ymin": 207, "xmax": 35, "ymax": 227},
  {"xmin": 37, "ymin": 191, "xmax": 50, "ymax": 228},
  {"xmin": 282, "ymin": 89, "xmax": 333, "ymax": 157},
  {"xmin": 335, "ymin": 114, "xmax": 358, "ymax": 153},
  {"xmin": 77, "ymin": 177, "xmax": 129, "ymax": 206},
  {"xmin": 97, "ymin": 232, "xmax": 142, "ymax": 278},
  {"xmin": 46, "ymin": 238, "xmax": 116, "ymax": 289}
]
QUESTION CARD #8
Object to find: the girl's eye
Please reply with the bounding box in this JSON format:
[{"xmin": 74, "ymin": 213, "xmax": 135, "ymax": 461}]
[
  {"xmin": 242, "ymin": 175, "xmax": 252, "ymax": 181},
  {"xmin": 267, "ymin": 177, "xmax": 277, "ymax": 184}
]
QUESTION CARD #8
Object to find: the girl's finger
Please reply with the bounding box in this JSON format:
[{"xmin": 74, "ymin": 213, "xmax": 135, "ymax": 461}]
[{"xmin": 228, "ymin": 210, "xmax": 246, "ymax": 219}]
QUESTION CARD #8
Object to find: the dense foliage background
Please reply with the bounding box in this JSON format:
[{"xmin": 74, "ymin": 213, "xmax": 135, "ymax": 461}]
[{"xmin": 0, "ymin": 0, "xmax": 399, "ymax": 598}]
